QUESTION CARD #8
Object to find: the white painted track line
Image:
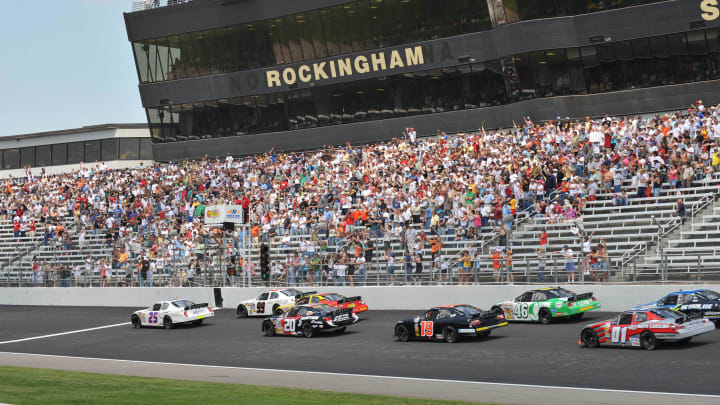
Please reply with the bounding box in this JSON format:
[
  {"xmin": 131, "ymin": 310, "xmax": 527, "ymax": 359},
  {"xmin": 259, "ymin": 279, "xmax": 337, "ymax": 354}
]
[
  {"xmin": 0, "ymin": 323, "xmax": 129, "ymax": 345},
  {"xmin": 0, "ymin": 352, "xmax": 718, "ymax": 405}
]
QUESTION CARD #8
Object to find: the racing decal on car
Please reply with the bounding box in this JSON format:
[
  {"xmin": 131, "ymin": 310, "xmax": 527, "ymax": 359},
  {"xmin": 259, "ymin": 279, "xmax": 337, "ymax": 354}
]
[{"xmin": 420, "ymin": 321, "xmax": 433, "ymax": 337}]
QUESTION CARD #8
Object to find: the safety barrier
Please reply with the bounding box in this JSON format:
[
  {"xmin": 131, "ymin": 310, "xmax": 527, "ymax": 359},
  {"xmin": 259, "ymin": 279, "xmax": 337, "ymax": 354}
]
[{"xmin": 2, "ymin": 284, "xmax": 717, "ymax": 312}]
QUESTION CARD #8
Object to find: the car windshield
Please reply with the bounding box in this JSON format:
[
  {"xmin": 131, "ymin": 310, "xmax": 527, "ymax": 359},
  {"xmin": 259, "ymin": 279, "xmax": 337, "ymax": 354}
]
[
  {"xmin": 698, "ymin": 290, "xmax": 720, "ymax": 300},
  {"xmin": 282, "ymin": 289, "xmax": 303, "ymax": 297},
  {"xmin": 650, "ymin": 308, "xmax": 684, "ymax": 318},
  {"xmin": 545, "ymin": 288, "xmax": 575, "ymax": 298},
  {"xmin": 322, "ymin": 294, "xmax": 343, "ymax": 301},
  {"xmin": 171, "ymin": 300, "xmax": 195, "ymax": 308},
  {"xmin": 453, "ymin": 305, "xmax": 481, "ymax": 315}
]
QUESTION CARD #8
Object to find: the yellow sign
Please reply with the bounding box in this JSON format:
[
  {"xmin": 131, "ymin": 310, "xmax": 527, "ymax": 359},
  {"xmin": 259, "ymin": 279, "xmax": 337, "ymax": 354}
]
[
  {"xmin": 265, "ymin": 46, "xmax": 425, "ymax": 88},
  {"xmin": 701, "ymin": 0, "xmax": 720, "ymax": 20}
]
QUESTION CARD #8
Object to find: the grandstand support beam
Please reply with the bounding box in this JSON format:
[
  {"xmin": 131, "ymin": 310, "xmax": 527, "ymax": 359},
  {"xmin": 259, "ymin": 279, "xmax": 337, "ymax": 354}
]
[{"xmin": 632, "ymin": 258, "xmax": 637, "ymax": 283}]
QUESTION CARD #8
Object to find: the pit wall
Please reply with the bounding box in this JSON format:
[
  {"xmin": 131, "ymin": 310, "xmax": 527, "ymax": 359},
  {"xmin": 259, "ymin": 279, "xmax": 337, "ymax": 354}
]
[{"xmin": 1, "ymin": 285, "xmax": 715, "ymax": 312}]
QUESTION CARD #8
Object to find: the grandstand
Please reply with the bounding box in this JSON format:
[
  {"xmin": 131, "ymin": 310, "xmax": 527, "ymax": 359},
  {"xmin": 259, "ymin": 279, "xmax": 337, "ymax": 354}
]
[{"xmin": 1, "ymin": 102, "xmax": 719, "ymax": 287}]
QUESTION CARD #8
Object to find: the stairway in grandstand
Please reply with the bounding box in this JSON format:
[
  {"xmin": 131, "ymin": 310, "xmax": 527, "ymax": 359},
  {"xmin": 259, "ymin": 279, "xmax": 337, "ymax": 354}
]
[
  {"xmin": 494, "ymin": 172, "xmax": 720, "ymax": 283},
  {"xmin": 0, "ymin": 214, "xmax": 114, "ymax": 286},
  {"xmin": 633, "ymin": 197, "xmax": 720, "ymax": 281}
]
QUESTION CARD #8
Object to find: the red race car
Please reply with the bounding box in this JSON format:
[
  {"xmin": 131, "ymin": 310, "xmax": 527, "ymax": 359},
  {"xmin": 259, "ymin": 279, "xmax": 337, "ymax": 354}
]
[
  {"xmin": 580, "ymin": 308, "xmax": 715, "ymax": 350},
  {"xmin": 279, "ymin": 292, "xmax": 369, "ymax": 314}
]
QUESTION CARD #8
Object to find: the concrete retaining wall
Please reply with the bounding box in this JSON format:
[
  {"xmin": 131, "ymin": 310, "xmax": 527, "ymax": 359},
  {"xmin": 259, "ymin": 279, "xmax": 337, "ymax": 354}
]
[{"xmin": 1, "ymin": 285, "xmax": 716, "ymax": 312}]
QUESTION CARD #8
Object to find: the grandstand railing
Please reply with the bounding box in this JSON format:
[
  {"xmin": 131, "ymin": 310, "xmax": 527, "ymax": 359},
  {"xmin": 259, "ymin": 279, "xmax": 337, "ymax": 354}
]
[{"xmin": 4, "ymin": 251, "xmax": 663, "ymax": 287}]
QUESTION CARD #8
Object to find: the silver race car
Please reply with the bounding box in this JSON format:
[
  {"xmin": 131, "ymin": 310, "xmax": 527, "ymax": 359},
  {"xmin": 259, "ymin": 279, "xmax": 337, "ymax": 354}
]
[{"xmin": 131, "ymin": 299, "xmax": 214, "ymax": 329}]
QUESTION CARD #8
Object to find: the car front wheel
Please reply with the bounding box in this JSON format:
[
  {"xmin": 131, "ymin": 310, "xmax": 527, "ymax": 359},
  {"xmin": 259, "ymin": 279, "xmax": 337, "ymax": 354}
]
[
  {"xmin": 581, "ymin": 328, "xmax": 599, "ymax": 348},
  {"xmin": 395, "ymin": 325, "xmax": 410, "ymax": 342},
  {"xmin": 262, "ymin": 320, "xmax": 275, "ymax": 337},
  {"xmin": 163, "ymin": 316, "xmax": 173, "ymax": 330},
  {"xmin": 236, "ymin": 305, "xmax": 248, "ymax": 318},
  {"xmin": 131, "ymin": 315, "xmax": 141, "ymax": 329}
]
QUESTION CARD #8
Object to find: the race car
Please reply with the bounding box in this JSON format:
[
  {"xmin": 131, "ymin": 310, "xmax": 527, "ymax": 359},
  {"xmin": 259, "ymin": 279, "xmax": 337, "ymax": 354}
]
[
  {"xmin": 236, "ymin": 288, "xmax": 306, "ymax": 317},
  {"xmin": 492, "ymin": 287, "xmax": 600, "ymax": 324},
  {"xmin": 579, "ymin": 307, "xmax": 716, "ymax": 350},
  {"xmin": 276, "ymin": 292, "xmax": 369, "ymax": 315},
  {"xmin": 394, "ymin": 304, "xmax": 508, "ymax": 343},
  {"xmin": 131, "ymin": 300, "xmax": 214, "ymax": 329},
  {"xmin": 634, "ymin": 289, "xmax": 720, "ymax": 328},
  {"xmin": 261, "ymin": 304, "xmax": 358, "ymax": 338}
]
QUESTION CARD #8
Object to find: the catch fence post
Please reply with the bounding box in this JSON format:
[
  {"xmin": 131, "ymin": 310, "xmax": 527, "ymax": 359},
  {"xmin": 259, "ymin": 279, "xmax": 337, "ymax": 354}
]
[{"xmin": 697, "ymin": 256, "xmax": 702, "ymax": 282}]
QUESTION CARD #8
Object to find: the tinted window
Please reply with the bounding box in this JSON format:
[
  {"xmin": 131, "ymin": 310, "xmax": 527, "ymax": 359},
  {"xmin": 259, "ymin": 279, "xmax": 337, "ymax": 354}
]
[
  {"xmin": 85, "ymin": 140, "xmax": 101, "ymax": 163},
  {"xmin": 20, "ymin": 147, "xmax": 35, "ymax": 167},
  {"xmin": 633, "ymin": 312, "xmax": 648, "ymax": 323},
  {"xmin": 119, "ymin": 138, "xmax": 140, "ymax": 160},
  {"xmin": 36, "ymin": 145, "xmax": 51, "ymax": 167},
  {"xmin": 102, "ymin": 139, "xmax": 118, "ymax": 161},
  {"xmin": 2, "ymin": 149, "xmax": 19, "ymax": 169},
  {"xmin": 257, "ymin": 292, "xmax": 269, "ymax": 300},
  {"xmin": 269, "ymin": 292, "xmax": 279, "ymax": 299},
  {"xmin": 618, "ymin": 313, "xmax": 634, "ymax": 325},
  {"xmin": 67, "ymin": 142, "xmax": 84, "ymax": 164},
  {"xmin": 139, "ymin": 138, "xmax": 153, "ymax": 160},
  {"xmin": 51, "ymin": 144, "xmax": 67, "ymax": 166}
]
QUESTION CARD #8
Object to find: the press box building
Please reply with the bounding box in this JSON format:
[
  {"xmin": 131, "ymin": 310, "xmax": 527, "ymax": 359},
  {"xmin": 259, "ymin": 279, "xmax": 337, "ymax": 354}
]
[{"xmin": 124, "ymin": 0, "xmax": 720, "ymax": 160}]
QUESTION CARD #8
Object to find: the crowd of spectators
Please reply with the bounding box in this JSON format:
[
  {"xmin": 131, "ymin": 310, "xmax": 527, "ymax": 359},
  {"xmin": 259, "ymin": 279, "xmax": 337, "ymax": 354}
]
[{"xmin": 2, "ymin": 101, "xmax": 720, "ymax": 287}]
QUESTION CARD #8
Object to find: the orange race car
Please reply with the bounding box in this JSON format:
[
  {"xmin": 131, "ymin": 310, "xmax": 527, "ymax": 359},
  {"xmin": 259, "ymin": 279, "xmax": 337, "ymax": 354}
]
[{"xmin": 277, "ymin": 292, "xmax": 369, "ymax": 314}]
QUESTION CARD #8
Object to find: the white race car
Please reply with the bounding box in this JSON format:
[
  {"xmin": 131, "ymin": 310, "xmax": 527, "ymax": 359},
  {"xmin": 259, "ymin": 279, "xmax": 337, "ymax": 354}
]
[
  {"xmin": 236, "ymin": 288, "xmax": 308, "ymax": 317},
  {"xmin": 131, "ymin": 299, "xmax": 214, "ymax": 329}
]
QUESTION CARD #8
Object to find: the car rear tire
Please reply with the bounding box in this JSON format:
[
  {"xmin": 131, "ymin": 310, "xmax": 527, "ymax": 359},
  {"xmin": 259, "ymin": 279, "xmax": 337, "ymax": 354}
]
[
  {"xmin": 581, "ymin": 328, "xmax": 599, "ymax": 348},
  {"xmin": 444, "ymin": 326, "xmax": 458, "ymax": 343},
  {"xmin": 640, "ymin": 331, "xmax": 657, "ymax": 350},
  {"xmin": 236, "ymin": 305, "xmax": 248, "ymax": 318},
  {"xmin": 539, "ymin": 309, "xmax": 552, "ymax": 325},
  {"xmin": 262, "ymin": 320, "xmax": 275, "ymax": 337},
  {"xmin": 336, "ymin": 326, "xmax": 346, "ymax": 334},
  {"xmin": 395, "ymin": 325, "xmax": 410, "ymax": 342},
  {"xmin": 491, "ymin": 306, "xmax": 503, "ymax": 316},
  {"xmin": 192, "ymin": 319, "xmax": 203, "ymax": 326},
  {"xmin": 131, "ymin": 315, "xmax": 141, "ymax": 329},
  {"xmin": 302, "ymin": 322, "xmax": 314, "ymax": 338},
  {"xmin": 163, "ymin": 316, "xmax": 173, "ymax": 330},
  {"xmin": 478, "ymin": 330, "xmax": 491, "ymax": 338},
  {"xmin": 273, "ymin": 307, "xmax": 284, "ymax": 316},
  {"xmin": 678, "ymin": 337, "xmax": 692, "ymax": 344},
  {"xmin": 570, "ymin": 313, "xmax": 584, "ymax": 320}
]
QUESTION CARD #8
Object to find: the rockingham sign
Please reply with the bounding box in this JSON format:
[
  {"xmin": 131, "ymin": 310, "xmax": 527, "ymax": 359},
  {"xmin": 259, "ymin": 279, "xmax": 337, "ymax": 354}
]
[
  {"xmin": 265, "ymin": 46, "xmax": 425, "ymax": 88},
  {"xmin": 701, "ymin": 0, "xmax": 720, "ymax": 20}
]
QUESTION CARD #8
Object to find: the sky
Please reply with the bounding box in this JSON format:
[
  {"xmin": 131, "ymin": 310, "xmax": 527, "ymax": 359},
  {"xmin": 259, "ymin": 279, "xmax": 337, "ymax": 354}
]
[{"xmin": 0, "ymin": 0, "xmax": 146, "ymax": 138}]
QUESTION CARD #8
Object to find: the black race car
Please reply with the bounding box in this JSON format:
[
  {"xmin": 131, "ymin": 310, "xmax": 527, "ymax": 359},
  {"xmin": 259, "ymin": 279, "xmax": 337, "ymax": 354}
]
[
  {"xmin": 394, "ymin": 304, "xmax": 509, "ymax": 343},
  {"xmin": 261, "ymin": 304, "xmax": 359, "ymax": 338}
]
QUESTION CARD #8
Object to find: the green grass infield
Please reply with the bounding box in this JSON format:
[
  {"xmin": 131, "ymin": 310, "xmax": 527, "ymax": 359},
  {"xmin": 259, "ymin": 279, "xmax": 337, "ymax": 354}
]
[{"xmin": 0, "ymin": 365, "xmax": 500, "ymax": 405}]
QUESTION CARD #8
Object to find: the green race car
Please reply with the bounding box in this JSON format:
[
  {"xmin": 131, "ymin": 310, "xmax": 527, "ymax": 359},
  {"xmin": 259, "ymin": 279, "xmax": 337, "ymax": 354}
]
[{"xmin": 492, "ymin": 287, "xmax": 600, "ymax": 324}]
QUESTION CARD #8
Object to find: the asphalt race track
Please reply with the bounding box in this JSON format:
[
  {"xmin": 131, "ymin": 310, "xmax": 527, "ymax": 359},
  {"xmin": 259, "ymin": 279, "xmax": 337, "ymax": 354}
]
[{"xmin": 1, "ymin": 305, "xmax": 719, "ymax": 403}]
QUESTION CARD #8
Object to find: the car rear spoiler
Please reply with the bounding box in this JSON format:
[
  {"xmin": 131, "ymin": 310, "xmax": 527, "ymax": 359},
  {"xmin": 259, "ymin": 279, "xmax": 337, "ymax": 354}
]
[
  {"xmin": 568, "ymin": 292, "xmax": 593, "ymax": 302},
  {"xmin": 332, "ymin": 307, "xmax": 353, "ymax": 316},
  {"xmin": 184, "ymin": 303, "xmax": 209, "ymax": 310},
  {"xmin": 677, "ymin": 311, "xmax": 703, "ymax": 324},
  {"xmin": 475, "ymin": 310, "xmax": 501, "ymax": 321},
  {"xmin": 338, "ymin": 296, "xmax": 362, "ymax": 304},
  {"xmin": 295, "ymin": 291, "xmax": 317, "ymax": 298}
]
